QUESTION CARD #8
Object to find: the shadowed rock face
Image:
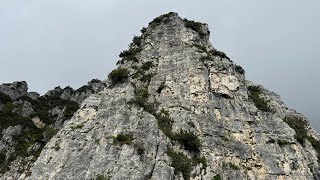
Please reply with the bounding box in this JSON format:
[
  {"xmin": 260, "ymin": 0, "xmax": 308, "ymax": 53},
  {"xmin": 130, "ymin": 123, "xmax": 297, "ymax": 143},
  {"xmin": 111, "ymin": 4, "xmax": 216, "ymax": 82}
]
[{"xmin": 5, "ymin": 12, "xmax": 319, "ymax": 180}]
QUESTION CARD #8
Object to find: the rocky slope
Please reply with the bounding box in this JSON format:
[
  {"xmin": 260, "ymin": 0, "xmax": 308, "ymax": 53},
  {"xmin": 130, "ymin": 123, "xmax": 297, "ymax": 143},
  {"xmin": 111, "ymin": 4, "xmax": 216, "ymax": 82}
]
[
  {"xmin": 1, "ymin": 12, "xmax": 320, "ymax": 180},
  {"xmin": 0, "ymin": 79, "xmax": 105, "ymax": 179}
]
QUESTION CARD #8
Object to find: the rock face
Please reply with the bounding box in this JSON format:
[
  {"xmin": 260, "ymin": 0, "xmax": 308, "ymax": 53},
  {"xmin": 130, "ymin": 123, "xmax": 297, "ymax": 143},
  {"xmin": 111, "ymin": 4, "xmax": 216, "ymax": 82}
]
[
  {"xmin": 2, "ymin": 12, "xmax": 320, "ymax": 180},
  {"xmin": 0, "ymin": 80, "xmax": 105, "ymax": 179}
]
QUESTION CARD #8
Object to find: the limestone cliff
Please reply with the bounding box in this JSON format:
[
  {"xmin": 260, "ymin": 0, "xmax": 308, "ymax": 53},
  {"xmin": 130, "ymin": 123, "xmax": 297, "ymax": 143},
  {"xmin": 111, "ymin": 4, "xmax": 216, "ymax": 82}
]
[
  {"xmin": 5, "ymin": 12, "xmax": 320, "ymax": 180},
  {"xmin": 0, "ymin": 79, "xmax": 105, "ymax": 179}
]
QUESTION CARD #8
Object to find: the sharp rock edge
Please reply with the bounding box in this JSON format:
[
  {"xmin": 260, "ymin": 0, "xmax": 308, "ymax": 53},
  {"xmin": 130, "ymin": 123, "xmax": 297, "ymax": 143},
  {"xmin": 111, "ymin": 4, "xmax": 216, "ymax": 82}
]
[{"xmin": 11, "ymin": 12, "xmax": 320, "ymax": 180}]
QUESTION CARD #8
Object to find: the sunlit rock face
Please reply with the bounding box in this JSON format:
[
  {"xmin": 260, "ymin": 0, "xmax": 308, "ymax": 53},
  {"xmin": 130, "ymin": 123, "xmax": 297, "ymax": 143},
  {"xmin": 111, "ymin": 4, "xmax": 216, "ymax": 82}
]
[{"xmin": 12, "ymin": 13, "xmax": 320, "ymax": 180}]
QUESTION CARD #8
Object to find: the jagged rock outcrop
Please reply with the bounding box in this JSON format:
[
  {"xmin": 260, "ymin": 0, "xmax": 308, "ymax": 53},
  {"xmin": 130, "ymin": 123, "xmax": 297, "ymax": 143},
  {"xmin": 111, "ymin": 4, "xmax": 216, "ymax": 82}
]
[
  {"xmin": 0, "ymin": 80, "xmax": 105, "ymax": 179},
  {"xmin": 2, "ymin": 12, "xmax": 320, "ymax": 180}
]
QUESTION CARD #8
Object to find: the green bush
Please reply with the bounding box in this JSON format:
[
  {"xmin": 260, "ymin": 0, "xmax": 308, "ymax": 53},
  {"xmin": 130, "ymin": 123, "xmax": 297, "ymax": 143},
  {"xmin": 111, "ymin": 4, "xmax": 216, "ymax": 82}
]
[
  {"xmin": 283, "ymin": 116, "xmax": 309, "ymax": 144},
  {"xmin": 192, "ymin": 155, "xmax": 207, "ymax": 170},
  {"xmin": 119, "ymin": 48, "xmax": 141, "ymax": 62},
  {"xmin": 0, "ymin": 92, "xmax": 12, "ymax": 104},
  {"xmin": 133, "ymin": 86, "xmax": 149, "ymax": 108},
  {"xmin": 44, "ymin": 126, "xmax": 58, "ymax": 140},
  {"xmin": 210, "ymin": 50, "xmax": 230, "ymax": 60},
  {"xmin": 154, "ymin": 112, "xmax": 173, "ymax": 138},
  {"xmin": 141, "ymin": 62, "xmax": 154, "ymax": 71},
  {"xmin": 248, "ymin": 86, "xmax": 271, "ymax": 112},
  {"xmin": 235, "ymin": 65, "xmax": 245, "ymax": 74},
  {"xmin": 113, "ymin": 133, "xmax": 133, "ymax": 146},
  {"xmin": 200, "ymin": 56, "xmax": 212, "ymax": 62},
  {"xmin": 137, "ymin": 147, "xmax": 145, "ymax": 155},
  {"xmin": 108, "ymin": 68, "xmax": 129, "ymax": 85},
  {"xmin": 64, "ymin": 101, "xmax": 79, "ymax": 119},
  {"xmin": 96, "ymin": 174, "xmax": 111, "ymax": 180},
  {"xmin": 183, "ymin": 19, "xmax": 206, "ymax": 37},
  {"xmin": 89, "ymin": 79, "xmax": 101, "ymax": 84},
  {"xmin": 132, "ymin": 36, "xmax": 142, "ymax": 46},
  {"xmin": 173, "ymin": 130, "xmax": 201, "ymax": 153},
  {"xmin": 75, "ymin": 85, "xmax": 93, "ymax": 93},
  {"xmin": 213, "ymin": 174, "xmax": 221, "ymax": 180},
  {"xmin": 149, "ymin": 12, "xmax": 175, "ymax": 28},
  {"xmin": 167, "ymin": 150, "xmax": 193, "ymax": 180},
  {"xmin": 140, "ymin": 74, "xmax": 154, "ymax": 83},
  {"xmin": 18, "ymin": 95, "xmax": 35, "ymax": 103},
  {"xmin": 277, "ymin": 140, "xmax": 291, "ymax": 147},
  {"xmin": 140, "ymin": 27, "xmax": 147, "ymax": 34},
  {"xmin": 70, "ymin": 124, "xmax": 84, "ymax": 130},
  {"xmin": 63, "ymin": 86, "xmax": 74, "ymax": 92},
  {"xmin": 283, "ymin": 115, "xmax": 320, "ymax": 162},
  {"xmin": 192, "ymin": 44, "xmax": 207, "ymax": 53},
  {"xmin": 131, "ymin": 86, "xmax": 173, "ymax": 139},
  {"xmin": 31, "ymin": 94, "xmax": 80, "ymax": 124},
  {"xmin": 229, "ymin": 163, "xmax": 240, "ymax": 170}
]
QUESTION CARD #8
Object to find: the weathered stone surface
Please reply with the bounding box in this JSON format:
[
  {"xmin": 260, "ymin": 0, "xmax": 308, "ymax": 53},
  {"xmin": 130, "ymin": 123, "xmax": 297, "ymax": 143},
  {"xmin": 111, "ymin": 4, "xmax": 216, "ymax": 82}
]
[
  {"xmin": 0, "ymin": 80, "xmax": 106, "ymax": 179},
  {"xmin": 2, "ymin": 12, "xmax": 320, "ymax": 180},
  {"xmin": 0, "ymin": 81, "xmax": 28, "ymax": 100}
]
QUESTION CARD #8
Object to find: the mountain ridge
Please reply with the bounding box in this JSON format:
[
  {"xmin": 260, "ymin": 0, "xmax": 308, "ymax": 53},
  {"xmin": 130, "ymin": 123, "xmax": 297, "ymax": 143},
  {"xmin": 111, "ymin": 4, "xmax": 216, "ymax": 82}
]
[{"xmin": 1, "ymin": 12, "xmax": 320, "ymax": 180}]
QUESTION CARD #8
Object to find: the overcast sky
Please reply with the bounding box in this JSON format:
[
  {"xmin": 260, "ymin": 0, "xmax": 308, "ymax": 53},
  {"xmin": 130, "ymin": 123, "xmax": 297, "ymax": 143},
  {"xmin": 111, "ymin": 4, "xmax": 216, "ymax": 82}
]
[{"xmin": 1, "ymin": 0, "xmax": 319, "ymax": 131}]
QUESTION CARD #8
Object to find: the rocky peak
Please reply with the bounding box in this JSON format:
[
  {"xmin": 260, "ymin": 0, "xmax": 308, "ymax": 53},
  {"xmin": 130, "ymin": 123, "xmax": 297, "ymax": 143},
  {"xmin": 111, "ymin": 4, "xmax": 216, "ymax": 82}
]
[
  {"xmin": 0, "ymin": 79, "xmax": 105, "ymax": 179},
  {"xmin": 4, "ymin": 12, "xmax": 320, "ymax": 180},
  {"xmin": 0, "ymin": 81, "xmax": 28, "ymax": 100}
]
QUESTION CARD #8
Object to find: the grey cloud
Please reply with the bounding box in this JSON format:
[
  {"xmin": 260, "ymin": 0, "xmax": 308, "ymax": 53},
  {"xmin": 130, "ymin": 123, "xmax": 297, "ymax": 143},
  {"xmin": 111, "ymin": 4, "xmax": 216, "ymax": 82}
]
[{"xmin": 0, "ymin": 0, "xmax": 319, "ymax": 130}]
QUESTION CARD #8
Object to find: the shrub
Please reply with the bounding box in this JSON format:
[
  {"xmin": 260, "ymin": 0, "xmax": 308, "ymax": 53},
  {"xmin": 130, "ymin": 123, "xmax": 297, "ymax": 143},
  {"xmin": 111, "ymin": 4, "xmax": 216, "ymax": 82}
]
[
  {"xmin": 173, "ymin": 130, "xmax": 201, "ymax": 153},
  {"xmin": 277, "ymin": 140, "xmax": 291, "ymax": 147},
  {"xmin": 266, "ymin": 139, "xmax": 276, "ymax": 144},
  {"xmin": 63, "ymin": 86, "xmax": 74, "ymax": 92},
  {"xmin": 113, "ymin": 133, "xmax": 133, "ymax": 146},
  {"xmin": 192, "ymin": 44, "xmax": 207, "ymax": 53},
  {"xmin": 149, "ymin": 12, "xmax": 175, "ymax": 28},
  {"xmin": 213, "ymin": 174, "xmax": 221, "ymax": 180},
  {"xmin": 108, "ymin": 68, "xmax": 129, "ymax": 85},
  {"xmin": 137, "ymin": 147, "xmax": 145, "ymax": 155},
  {"xmin": 89, "ymin": 79, "xmax": 101, "ymax": 84},
  {"xmin": 283, "ymin": 116, "xmax": 309, "ymax": 144},
  {"xmin": 141, "ymin": 62, "xmax": 154, "ymax": 71},
  {"xmin": 70, "ymin": 124, "xmax": 84, "ymax": 130},
  {"xmin": 96, "ymin": 174, "xmax": 111, "ymax": 180},
  {"xmin": 132, "ymin": 36, "xmax": 142, "ymax": 46},
  {"xmin": 119, "ymin": 48, "xmax": 141, "ymax": 62},
  {"xmin": 192, "ymin": 155, "xmax": 207, "ymax": 170},
  {"xmin": 248, "ymin": 86, "xmax": 272, "ymax": 112},
  {"xmin": 155, "ymin": 112, "xmax": 173, "ymax": 138},
  {"xmin": 133, "ymin": 86, "xmax": 149, "ymax": 108},
  {"xmin": 17, "ymin": 95, "xmax": 35, "ymax": 103},
  {"xmin": 167, "ymin": 150, "xmax": 193, "ymax": 180},
  {"xmin": 210, "ymin": 50, "xmax": 230, "ymax": 60},
  {"xmin": 200, "ymin": 56, "xmax": 211, "ymax": 62},
  {"xmin": 0, "ymin": 92, "xmax": 12, "ymax": 104},
  {"xmin": 229, "ymin": 163, "xmax": 240, "ymax": 170},
  {"xmin": 235, "ymin": 65, "xmax": 245, "ymax": 74},
  {"xmin": 131, "ymin": 85, "xmax": 173, "ymax": 139},
  {"xmin": 183, "ymin": 19, "xmax": 206, "ymax": 37},
  {"xmin": 140, "ymin": 74, "xmax": 154, "ymax": 83},
  {"xmin": 75, "ymin": 85, "xmax": 93, "ymax": 93},
  {"xmin": 63, "ymin": 101, "xmax": 79, "ymax": 119},
  {"xmin": 44, "ymin": 126, "xmax": 58, "ymax": 140},
  {"xmin": 140, "ymin": 27, "xmax": 147, "ymax": 34},
  {"xmin": 283, "ymin": 115, "xmax": 320, "ymax": 162}
]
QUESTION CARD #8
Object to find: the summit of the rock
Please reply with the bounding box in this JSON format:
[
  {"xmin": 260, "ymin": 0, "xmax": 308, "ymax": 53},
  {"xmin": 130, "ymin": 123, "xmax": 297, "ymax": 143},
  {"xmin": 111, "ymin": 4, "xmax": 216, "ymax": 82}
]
[{"xmin": 2, "ymin": 12, "xmax": 320, "ymax": 180}]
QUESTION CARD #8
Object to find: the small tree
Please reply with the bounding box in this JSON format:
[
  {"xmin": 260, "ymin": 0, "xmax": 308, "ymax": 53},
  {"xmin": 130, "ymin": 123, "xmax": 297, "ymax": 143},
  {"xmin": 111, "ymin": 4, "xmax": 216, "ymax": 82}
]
[
  {"xmin": 108, "ymin": 68, "xmax": 129, "ymax": 85},
  {"xmin": 173, "ymin": 130, "xmax": 201, "ymax": 153}
]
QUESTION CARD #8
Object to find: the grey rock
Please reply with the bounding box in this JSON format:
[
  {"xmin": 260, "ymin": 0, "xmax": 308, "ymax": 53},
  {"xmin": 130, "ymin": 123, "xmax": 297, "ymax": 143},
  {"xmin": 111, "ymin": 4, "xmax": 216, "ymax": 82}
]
[
  {"xmin": 0, "ymin": 81, "xmax": 28, "ymax": 100},
  {"xmin": 3, "ymin": 12, "xmax": 320, "ymax": 180}
]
